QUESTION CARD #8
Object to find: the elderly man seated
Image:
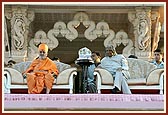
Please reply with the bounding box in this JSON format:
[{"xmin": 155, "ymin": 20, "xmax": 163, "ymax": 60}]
[
  {"xmin": 23, "ymin": 43, "xmax": 59, "ymax": 94},
  {"xmin": 98, "ymin": 45, "xmax": 131, "ymax": 94}
]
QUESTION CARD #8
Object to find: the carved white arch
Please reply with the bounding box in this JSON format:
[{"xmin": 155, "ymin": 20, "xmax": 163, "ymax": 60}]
[
  {"xmin": 31, "ymin": 12, "xmax": 117, "ymax": 51},
  {"xmin": 48, "ymin": 21, "xmax": 80, "ymax": 42},
  {"xmin": 96, "ymin": 22, "xmax": 115, "ymax": 47},
  {"xmin": 28, "ymin": 30, "xmax": 47, "ymax": 57},
  {"xmin": 112, "ymin": 30, "xmax": 134, "ymax": 57},
  {"xmin": 83, "ymin": 21, "xmax": 115, "ymax": 45},
  {"xmin": 65, "ymin": 20, "xmax": 80, "ymax": 41},
  {"xmin": 46, "ymin": 12, "xmax": 116, "ymax": 47},
  {"xmin": 73, "ymin": 12, "xmax": 89, "ymax": 22},
  {"xmin": 28, "ymin": 30, "xmax": 59, "ymax": 60},
  {"xmin": 83, "ymin": 21, "xmax": 97, "ymax": 41}
]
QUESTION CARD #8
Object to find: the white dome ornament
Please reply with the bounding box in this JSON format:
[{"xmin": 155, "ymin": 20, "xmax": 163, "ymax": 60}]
[{"xmin": 77, "ymin": 47, "xmax": 92, "ymax": 61}]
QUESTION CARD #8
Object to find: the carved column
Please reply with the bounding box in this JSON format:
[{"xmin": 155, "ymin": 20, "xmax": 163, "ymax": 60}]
[
  {"xmin": 151, "ymin": 11, "xmax": 161, "ymax": 58},
  {"xmin": 5, "ymin": 5, "xmax": 34, "ymax": 62},
  {"xmin": 4, "ymin": 17, "xmax": 11, "ymax": 63},
  {"xmin": 128, "ymin": 7, "xmax": 152, "ymax": 60}
]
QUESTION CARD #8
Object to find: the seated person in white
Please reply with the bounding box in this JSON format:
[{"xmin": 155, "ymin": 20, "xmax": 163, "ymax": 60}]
[{"xmin": 98, "ymin": 45, "xmax": 131, "ymax": 94}]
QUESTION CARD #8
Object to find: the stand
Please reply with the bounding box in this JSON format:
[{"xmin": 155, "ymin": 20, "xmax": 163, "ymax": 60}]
[{"xmin": 75, "ymin": 59, "xmax": 94, "ymax": 93}]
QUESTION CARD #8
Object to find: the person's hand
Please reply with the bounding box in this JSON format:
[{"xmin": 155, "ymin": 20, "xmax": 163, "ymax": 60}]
[
  {"xmin": 23, "ymin": 74, "xmax": 27, "ymax": 79},
  {"xmin": 51, "ymin": 72, "xmax": 57, "ymax": 78},
  {"xmin": 35, "ymin": 70, "xmax": 48, "ymax": 74},
  {"xmin": 116, "ymin": 67, "xmax": 122, "ymax": 71},
  {"xmin": 97, "ymin": 65, "xmax": 102, "ymax": 68}
]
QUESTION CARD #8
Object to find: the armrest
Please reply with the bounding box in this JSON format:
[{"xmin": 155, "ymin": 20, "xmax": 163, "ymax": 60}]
[
  {"xmin": 56, "ymin": 67, "xmax": 77, "ymax": 85},
  {"xmin": 146, "ymin": 68, "xmax": 164, "ymax": 85},
  {"xmin": 4, "ymin": 68, "xmax": 25, "ymax": 84},
  {"xmin": 94, "ymin": 68, "xmax": 113, "ymax": 85},
  {"xmin": 4, "ymin": 70, "xmax": 11, "ymax": 88}
]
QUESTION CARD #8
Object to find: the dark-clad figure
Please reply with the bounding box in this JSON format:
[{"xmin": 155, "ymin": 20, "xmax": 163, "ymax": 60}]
[{"xmin": 87, "ymin": 51, "xmax": 101, "ymax": 93}]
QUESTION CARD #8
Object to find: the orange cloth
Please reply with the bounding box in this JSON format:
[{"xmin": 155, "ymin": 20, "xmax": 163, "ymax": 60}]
[
  {"xmin": 24, "ymin": 57, "xmax": 59, "ymax": 94},
  {"xmin": 38, "ymin": 43, "xmax": 48, "ymax": 53}
]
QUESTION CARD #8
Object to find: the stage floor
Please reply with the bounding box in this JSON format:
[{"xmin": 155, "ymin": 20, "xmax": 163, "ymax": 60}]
[{"xmin": 3, "ymin": 94, "xmax": 165, "ymax": 112}]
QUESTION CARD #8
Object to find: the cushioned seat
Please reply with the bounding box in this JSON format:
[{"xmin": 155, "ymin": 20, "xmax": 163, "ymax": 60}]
[
  {"xmin": 94, "ymin": 58, "xmax": 164, "ymax": 94},
  {"xmin": 127, "ymin": 78, "xmax": 146, "ymax": 85},
  {"xmin": 4, "ymin": 61, "xmax": 77, "ymax": 94}
]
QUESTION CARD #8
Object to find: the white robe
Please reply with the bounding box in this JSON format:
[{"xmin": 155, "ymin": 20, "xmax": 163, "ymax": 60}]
[{"xmin": 100, "ymin": 54, "xmax": 131, "ymax": 94}]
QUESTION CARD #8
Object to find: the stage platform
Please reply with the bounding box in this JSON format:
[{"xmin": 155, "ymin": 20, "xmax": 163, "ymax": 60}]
[{"xmin": 3, "ymin": 94, "xmax": 165, "ymax": 112}]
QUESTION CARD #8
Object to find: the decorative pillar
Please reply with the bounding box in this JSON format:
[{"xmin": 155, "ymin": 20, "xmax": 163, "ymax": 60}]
[
  {"xmin": 5, "ymin": 5, "xmax": 34, "ymax": 62},
  {"xmin": 128, "ymin": 7, "xmax": 152, "ymax": 60},
  {"xmin": 4, "ymin": 17, "xmax": 11, "ymax": 64},
  {"xmin": 151, "ymin": 11, "xmax": 161, "ymax": 58}
]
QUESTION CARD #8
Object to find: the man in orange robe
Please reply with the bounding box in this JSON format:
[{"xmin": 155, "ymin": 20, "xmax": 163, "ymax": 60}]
[{"xmin": 23, "ymin": 43, "xmax": 59, "ymax": 94}]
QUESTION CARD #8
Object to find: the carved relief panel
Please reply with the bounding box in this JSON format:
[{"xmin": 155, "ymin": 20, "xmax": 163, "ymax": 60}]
[
  {"xmin": 128, "ymin": 7, "xmax": 162, "ymax": 60},
  {"xmin": 5, "ymin": 6, "xmax": 34, "ymax": 62},
  {"xmin": 4, "ymin": 5, "xmax": 163, "ymax": 63},
  {"xmin": 128, "ymin": 7, "xmax": 152, "ymax": 59}
]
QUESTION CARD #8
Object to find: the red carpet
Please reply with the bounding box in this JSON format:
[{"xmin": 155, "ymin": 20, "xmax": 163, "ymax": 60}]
[{"xmin": 3, "ymin": 94, "xmax": 165, "ymax": 112}]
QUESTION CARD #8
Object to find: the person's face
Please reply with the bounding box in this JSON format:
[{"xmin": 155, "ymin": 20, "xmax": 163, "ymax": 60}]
[
  {"xmin": 8, "ymin": 62, "xmax": 14, "ymax": 67},
  {"xmin": 91, "ymin": 53, "xmax": 99, "ymax": 62},
  {"xmin": 105, "ymin": 49, "xmax": 114, "ymax": 57},
  {"xmin": 154, "ymin": 52, "xmax": 163, "ymax": 62},
  {"xmin": 39, "ymin": 50, "xmax": 47, "ymax": 60}
]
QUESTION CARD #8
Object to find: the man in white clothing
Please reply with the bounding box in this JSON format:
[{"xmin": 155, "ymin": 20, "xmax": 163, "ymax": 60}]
[{"xmin": 99, "ymin": 45, "xmax": 131, "ymax": 94}]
